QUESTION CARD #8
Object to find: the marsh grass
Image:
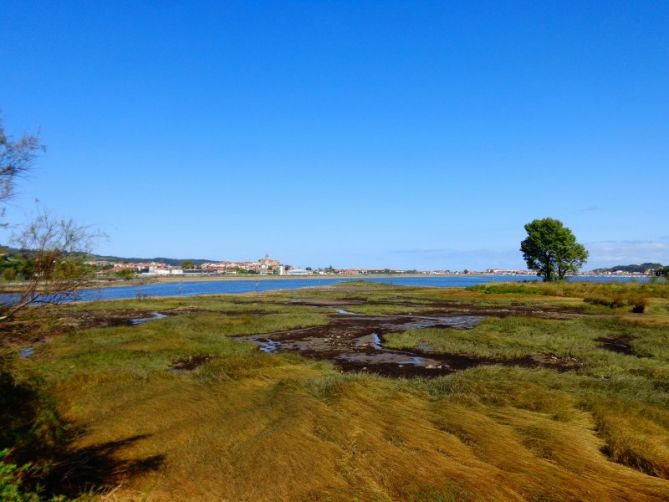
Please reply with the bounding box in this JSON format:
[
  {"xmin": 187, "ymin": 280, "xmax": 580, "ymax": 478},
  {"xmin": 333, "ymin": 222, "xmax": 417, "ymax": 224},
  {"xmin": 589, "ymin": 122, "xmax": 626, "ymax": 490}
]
[
  {"xmin": 471, "ymin": 281, "xmax": 669, "ymax": 313},
  {"xmin": 384, "ymin": 315, "xmax": 669, "ymax": 363},
  {"xmin": 4, "ymin": 282, "xmax": 669, "ymax": 500},
  {"xmin": 384, "ymin": 316, "xmax": 595, "ymax": 359}
]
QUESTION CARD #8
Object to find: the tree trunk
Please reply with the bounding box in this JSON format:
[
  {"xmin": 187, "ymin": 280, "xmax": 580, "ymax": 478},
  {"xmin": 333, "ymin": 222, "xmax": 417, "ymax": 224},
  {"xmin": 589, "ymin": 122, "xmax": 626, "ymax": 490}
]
[{"xmin": 543, "ymin": 254, "xmax": 553, "ymax": 281}]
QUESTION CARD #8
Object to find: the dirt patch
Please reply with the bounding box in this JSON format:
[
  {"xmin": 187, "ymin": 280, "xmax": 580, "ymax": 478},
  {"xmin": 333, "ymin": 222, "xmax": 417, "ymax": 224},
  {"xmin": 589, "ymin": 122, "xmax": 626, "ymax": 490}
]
[
  {"xmin": 411, "ymin": 304, "xmax": 586, "ymax": 320},
  {"xmin": 0, "ymin": 309, "xmax": 168, "ymax": 344},
  {"xmin": 170, "ymin": 355, "xmax": 212, "ymax": 371},
  {"xmin": 167, "ymin": 306, "xmax": 212, "ymax": 314},
  {"xmin": 521, "ymin": 353, "xmax": 583, "ymax": 371},
  {"xmin": 239, "ymin": 313, "xmax": 583, "ymax": 377},
  {"xmin": 597, "ymin": 335, "xmax": 634, "ymax": 355},
  {"xmin": 131, "ymin": 312, "xmax": 168, "ymax": 325},
  {"xmin": 290, "ymin": 299, "xmax": 366, "ymax": 307},
  {"xmin": 59, "ymin": 310, "xmax": 169, "ymax": 330},
  {"xmin": 295, "ymin": 297, "xmax": 589, "ymax": 320}
]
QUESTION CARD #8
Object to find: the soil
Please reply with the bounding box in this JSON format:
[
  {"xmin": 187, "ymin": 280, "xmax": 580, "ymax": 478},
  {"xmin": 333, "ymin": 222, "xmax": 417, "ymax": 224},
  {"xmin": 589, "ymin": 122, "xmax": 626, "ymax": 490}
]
[
  {"xmin": 58, "ymin": 310, "xmax": 169, "ymax": 330},
  {"xmin": 239, "ymin": 312, "xmax": 584, "ymax": 377},
  {"xmin": 597, "ymin": 335, "xmax": 634, "ymax": 355},
  {"xmin": 170, "ymin": 355, "xmax": 212, "ymax": 371},
  {"xmin": 289, "ymin": 299, "xmax": 367, "ymax": 307},
  {"xmin": 290, "ymin": 297, "xmax": 589, "ymax": 320},
  {"xmin": 4, "ymin": 296, "xmax": 588, "ymax": 378}
]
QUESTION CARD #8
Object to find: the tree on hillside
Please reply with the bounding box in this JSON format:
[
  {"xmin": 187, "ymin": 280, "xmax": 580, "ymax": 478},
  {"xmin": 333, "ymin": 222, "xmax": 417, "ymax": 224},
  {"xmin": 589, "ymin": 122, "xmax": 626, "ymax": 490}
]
[{"xmin": 520, "ymin": 218, "xmax": 588, "ymax": 282}]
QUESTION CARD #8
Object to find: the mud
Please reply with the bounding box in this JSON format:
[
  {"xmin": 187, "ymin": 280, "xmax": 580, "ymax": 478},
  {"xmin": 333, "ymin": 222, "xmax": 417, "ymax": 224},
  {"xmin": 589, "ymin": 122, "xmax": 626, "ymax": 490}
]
[
  {"xmin": 56, "ymin": 310, "xmax": 171, "ymax": 330},
  {"xmin": 290, "ymin": 299, "xmax": 366, "ymax": 307},
  {"xmin": 167, "ymin": 306, "xmax": 212, "ymax": 314},
  {"xmin": 294, "ymin": 296, "xmax": 589, "ymax": 320},
  {"xmin": 131, "ymin": 312, "xmax": 168, "ymax": 325},
  {"xmin": 408, "ymin": 304, "xmax": 586, "ymax": 320},
  {"xmin": 170, "ymin": 355, "xmax": 212, "ymax": 371},
  {"xmin": 597, "ymin": 335, "xmax": 634, "ymax": 355},
  {"xmin": 239, "ymin": 312, "xmax": 583, "ymax": 377}
]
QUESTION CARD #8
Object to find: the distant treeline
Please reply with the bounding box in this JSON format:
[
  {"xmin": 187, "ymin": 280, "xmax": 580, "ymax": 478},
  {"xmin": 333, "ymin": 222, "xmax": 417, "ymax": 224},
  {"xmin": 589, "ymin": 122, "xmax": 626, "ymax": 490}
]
[
  {"xmin": 592, "ymin": 263, "xmax": 663, "ymax": 274},
  {"xmin": 1, "ymin": 246, "xmax": 213, "ymax": 267},
  {"xmin": 89, "ymin": 254, "xmax": 213, "ymax": 266}
]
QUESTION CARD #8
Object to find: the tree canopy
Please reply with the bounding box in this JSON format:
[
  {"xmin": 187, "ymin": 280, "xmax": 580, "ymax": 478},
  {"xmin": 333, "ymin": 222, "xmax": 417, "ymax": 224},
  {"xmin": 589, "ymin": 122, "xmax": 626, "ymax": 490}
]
[
  {"xmin": 0, "ymin": 115, "xmax": 42, "ymax": 223},
  {"xmin": 0, "ymin": 116, "xmax": 96, "ymax": 321},
  {"xmin": 520, "ymin": 218, "xmax": 588, "ymax": 282},
  {"xmin": 656, "ymin": 266, "xmax": 669, "ymax": 280}
]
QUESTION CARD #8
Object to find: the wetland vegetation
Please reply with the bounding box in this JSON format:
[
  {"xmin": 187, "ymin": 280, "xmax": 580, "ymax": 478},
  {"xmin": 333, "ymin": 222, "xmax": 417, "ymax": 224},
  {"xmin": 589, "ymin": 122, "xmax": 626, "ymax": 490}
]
[{"xmin": 2, "ymin": 280, "xmax": 669, "ymax": 500}]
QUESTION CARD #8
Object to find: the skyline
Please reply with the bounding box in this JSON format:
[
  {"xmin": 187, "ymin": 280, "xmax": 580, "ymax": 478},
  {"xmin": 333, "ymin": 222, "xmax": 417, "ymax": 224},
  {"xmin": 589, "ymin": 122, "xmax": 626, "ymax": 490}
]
[{"xmin": 1, "ymin": 1, "xmax": 668, "ymax": 270}]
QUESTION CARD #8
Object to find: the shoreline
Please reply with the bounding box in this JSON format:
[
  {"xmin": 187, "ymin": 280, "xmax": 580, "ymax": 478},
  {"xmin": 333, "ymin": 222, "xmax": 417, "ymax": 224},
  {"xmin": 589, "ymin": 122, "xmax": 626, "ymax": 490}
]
[
  {"xmin": 0, "ymin": 273, "xmax": 515, "ymax": 293},
  {"xmin": 0, "ymin": 272, "xmax": 652, "ymax": 294}
]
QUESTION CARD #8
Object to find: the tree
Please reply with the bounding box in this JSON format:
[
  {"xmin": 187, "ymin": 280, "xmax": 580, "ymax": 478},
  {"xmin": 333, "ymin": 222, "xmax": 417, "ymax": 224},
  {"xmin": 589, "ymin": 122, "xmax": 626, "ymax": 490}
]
[
  {"xmin": 0, "ymin": 116, "xmax": 42, "ymax": 223},
  {"xmin": 115, "ymin": 268, "xmax": 135, "ymax": 280},
  {"xmin": 520, "ymin": 218, "xmax": 588, "ymax": 282},
  {"xmin": 0, "ymin": 213, "xmax": 95, "ymax": 320},
  {"xmin": 181, "ymin": 260, "xmax": 195, "ymax": 269},
  {"xmin": 0, "ymin": 116, "xmax": 96, "ymax": 322}
]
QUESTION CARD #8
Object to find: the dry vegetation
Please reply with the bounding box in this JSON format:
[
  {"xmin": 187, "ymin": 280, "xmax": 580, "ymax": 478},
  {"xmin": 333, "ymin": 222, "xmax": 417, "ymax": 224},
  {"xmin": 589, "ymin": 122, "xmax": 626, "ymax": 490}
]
[{"xmin": 2, "ymin": 281, "xmax": 669, "ymax": 500}]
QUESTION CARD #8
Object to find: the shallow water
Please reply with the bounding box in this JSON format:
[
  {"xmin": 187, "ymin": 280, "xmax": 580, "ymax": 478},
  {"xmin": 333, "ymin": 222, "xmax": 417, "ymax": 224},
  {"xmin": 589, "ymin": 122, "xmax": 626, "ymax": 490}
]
[
  {"xmin": 354, "ymin": 333, "xmax": 383, "ymax": 350},
  {"xmin": 0, "ymin": 275, "xmax": 648, "ymax": 304},
  {"xmin": 239, "ymin": 312, "xmax": 487, "ymax": 376},
  {"xmin": 130, "ymin": 312, "xmax": 167, "ymax": 325},
  {"xmin": 257, "ymin": 339, "xmax": 280, "ymax": 353},
  {"xmin": 335, "ymin": 352, "xmax": 439, "ymax": 367}
]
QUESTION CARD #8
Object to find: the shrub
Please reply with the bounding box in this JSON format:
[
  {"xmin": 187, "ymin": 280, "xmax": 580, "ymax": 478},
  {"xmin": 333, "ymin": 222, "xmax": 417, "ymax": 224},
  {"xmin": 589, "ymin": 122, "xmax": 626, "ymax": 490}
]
[{"xmin": 0, "ymin": 449, "xmax": 39, "ymax": 502}]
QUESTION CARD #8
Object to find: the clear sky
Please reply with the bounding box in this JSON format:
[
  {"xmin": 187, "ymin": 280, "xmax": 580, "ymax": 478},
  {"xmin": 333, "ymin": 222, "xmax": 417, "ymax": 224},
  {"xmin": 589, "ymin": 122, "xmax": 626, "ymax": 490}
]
[{"xmin": 1, "ymin": 1, "xmax": 668, "ymax": 270}]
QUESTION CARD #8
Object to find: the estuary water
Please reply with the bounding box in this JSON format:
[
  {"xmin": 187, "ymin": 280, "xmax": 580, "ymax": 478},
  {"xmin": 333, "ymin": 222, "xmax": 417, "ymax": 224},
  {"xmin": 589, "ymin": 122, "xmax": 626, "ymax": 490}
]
[{"xmin": 67, "ymin": 274, "xmax": 646, "ymax": 302}]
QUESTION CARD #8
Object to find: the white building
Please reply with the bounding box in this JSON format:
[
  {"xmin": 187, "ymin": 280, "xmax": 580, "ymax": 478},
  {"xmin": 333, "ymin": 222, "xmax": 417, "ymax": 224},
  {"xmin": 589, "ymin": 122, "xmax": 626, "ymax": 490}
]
[
  {"xmin": 145, "ymin": 266, "xmax": 184, "ymax": 276},
  {"xmin": 286, "ymin": 268, "xmax": 310, "ymax": 276}
]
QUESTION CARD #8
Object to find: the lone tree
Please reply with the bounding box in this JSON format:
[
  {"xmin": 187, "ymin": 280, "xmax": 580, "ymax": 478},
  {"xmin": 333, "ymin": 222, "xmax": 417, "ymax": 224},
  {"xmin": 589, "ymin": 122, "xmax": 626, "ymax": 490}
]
[{"xmin": 520, "ymin": 218, "xmax": 588, "ymax": 282}]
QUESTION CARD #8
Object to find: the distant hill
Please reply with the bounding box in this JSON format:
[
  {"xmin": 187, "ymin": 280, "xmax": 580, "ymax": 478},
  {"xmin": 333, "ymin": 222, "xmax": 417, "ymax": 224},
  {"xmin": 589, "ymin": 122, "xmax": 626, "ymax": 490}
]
[
  {"xmin": 86, "ymin": 254, "xmax": 215, "ymax": 266},
  {"xmin": 0, "ymin": 246, "xmax": 215, "ymax": 266},
  {"xmin": 592, "ymin": 263, "xmax": 663, "ymax": 274}
]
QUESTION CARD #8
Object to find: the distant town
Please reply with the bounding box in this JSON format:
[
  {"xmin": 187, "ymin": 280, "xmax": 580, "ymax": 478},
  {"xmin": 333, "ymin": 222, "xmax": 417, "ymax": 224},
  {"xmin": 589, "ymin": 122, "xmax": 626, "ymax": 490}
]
[{"xmin": 84, "ymin": 255, "xmax": 662, "ymax": 279}]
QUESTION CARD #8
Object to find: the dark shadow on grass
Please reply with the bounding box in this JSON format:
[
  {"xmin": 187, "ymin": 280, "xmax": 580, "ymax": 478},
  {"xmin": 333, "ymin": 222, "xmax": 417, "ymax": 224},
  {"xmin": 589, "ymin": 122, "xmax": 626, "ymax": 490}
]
[
  {"xmin": 44, "ymin": 434, "xmax": 165, "ymax": 497},
  {"xmin": 600, "ymin": 444, "xmax": 669, "ymax": 479},
  {"xmin": 1, "ymin": 369, "xmax": 164, "ymax": 498}
]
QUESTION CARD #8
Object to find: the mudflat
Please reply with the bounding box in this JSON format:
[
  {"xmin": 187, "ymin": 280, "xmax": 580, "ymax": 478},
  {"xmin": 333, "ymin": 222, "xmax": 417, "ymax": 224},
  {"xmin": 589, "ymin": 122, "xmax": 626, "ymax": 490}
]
[{"xmin": 4, "ymin": 280, "xmax": 669, "ymax": 500}]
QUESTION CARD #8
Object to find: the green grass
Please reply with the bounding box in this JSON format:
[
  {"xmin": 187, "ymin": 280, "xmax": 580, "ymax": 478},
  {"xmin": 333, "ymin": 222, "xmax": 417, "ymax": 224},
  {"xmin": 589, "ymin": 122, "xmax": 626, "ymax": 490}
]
[
  {"xmin": 470, "ymin": 280, "xmax": 669, "ymax": 302},
  {"xmin": 3, "ymin": 281, "xmax": 669, "ymax": 500},
  {"xmin": 384, "ymin": 315, "xmax": 669, "ymax": 363},
  {"xmin": 384, "ymin": 316, "xmax": 593, "ymax": 359}
]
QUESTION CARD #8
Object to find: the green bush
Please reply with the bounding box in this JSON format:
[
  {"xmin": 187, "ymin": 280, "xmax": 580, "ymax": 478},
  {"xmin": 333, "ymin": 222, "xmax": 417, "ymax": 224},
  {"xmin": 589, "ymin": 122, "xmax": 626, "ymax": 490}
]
[
  {"xmin": 0, "ymin": 449, "xmax": 39, "ymax": 502},
  {"xmin": 115, "ymin": 269, "xmax": 135, "ymax": 280}
]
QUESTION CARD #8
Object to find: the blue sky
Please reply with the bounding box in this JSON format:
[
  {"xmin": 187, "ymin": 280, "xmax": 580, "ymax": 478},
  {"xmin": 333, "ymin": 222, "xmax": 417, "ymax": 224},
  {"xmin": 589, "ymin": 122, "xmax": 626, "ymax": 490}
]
[{"xmin": 1, "ymin": 1, "xmax": 668, "ymax": 270}]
